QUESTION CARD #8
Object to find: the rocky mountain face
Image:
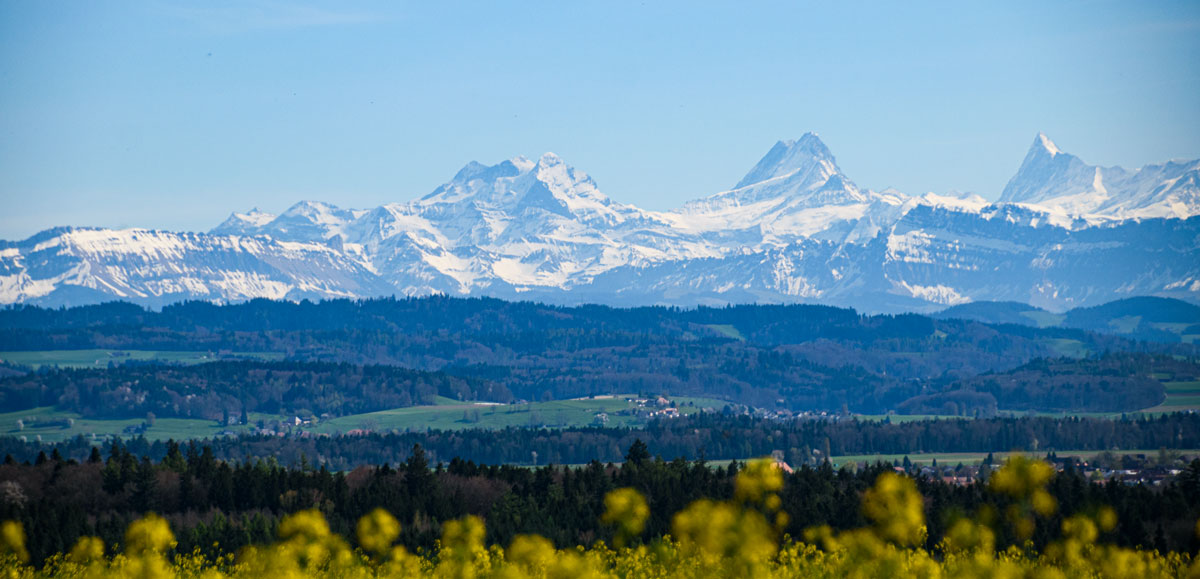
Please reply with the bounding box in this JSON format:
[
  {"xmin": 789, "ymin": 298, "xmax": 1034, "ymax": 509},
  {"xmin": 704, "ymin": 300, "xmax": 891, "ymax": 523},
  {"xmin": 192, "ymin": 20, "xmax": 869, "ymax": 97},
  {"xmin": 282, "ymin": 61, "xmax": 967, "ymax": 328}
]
[
  {"xmin": 3, "ymin": 134, "xmax": 1198, "ymax": 312},
  {"xmin": 999, "ymin": 133, "xmax": 1200, "ymax": 219}
]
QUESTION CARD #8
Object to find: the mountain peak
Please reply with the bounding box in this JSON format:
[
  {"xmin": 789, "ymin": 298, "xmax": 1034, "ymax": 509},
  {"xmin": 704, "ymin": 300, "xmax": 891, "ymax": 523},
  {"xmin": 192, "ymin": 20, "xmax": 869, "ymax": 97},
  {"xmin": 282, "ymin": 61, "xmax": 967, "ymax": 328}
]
[
  {"xmin": 681, "ymin": 134, "xmax": 862, "ymax": 217},
  {"xmin": 510, "ymin": 155, "xmax": 536, "ymax": 172},
  {"xmin": 417, "ymin": 152, "xmax": 613, "ymax": 224},
  {"xmin": 998, "ymin": 134, "xmax": 1088, "ymax": 205},
  {"xmin": 734, "ymin": 133, "xmax": 838, "ymax": 189},
  {"xmin": 996, "ymin": 134, "xmax": 1200, "ymax": 218},
  {"xmin": 211, "ymin": 208, "xmax": 277, "ymax": 235},
  {"xmin": 537, "ymin": 152, "xmax": 563, "ymax": 167},
  {"xmin": 1035, "ymin": 133, "xmax": 1061, "ymax": 157},
  {"xmin": 282, "ymin": 200, "xmax": 341, "ymax": 216}
]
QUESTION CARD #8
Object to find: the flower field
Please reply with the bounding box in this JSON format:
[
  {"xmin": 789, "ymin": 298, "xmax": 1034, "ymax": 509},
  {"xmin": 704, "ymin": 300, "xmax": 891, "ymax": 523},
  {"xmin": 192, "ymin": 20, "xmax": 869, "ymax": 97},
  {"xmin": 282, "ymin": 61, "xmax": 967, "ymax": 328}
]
[{"xmin": 0, "ymin": 457, "xmax": 1196, "ymax": 578}]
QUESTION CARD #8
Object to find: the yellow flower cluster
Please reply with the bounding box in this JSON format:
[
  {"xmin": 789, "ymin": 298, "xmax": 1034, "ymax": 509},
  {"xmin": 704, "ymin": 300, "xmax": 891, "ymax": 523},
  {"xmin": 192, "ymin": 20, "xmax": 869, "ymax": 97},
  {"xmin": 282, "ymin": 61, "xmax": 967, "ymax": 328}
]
[
  {"xmin": 860, "ymin": 472, "xmax": 926, "ymax": 546},
  {"xmin": 989, "ymin": 455, "xmax": 1059, "ymax": 540},
  {"xmin": 667, "ymin": 458, "xmax": 787, "ymax": 576},
  {"xmin": 1, "ymin": 457, "xmax": 1198, "ymax": 578},
  {"xmin": 598, "ymin": 487, "xmax": 648, "ymax": 547}
]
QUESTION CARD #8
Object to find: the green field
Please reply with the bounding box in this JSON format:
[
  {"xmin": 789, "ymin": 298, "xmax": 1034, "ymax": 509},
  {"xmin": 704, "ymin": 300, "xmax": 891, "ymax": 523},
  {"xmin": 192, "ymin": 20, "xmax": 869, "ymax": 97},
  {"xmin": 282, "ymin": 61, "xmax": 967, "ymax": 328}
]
[
  {"xmin": 997, "ymin": 380, "xmax": 1200, "ymax": 418},
  {"xmin": 1138, "ymin": 380, "xmax": 1200, "ymax": 413},
  {"xmin": 1164, "ymin": 380, "xmax": 1200, "ymax": 394},
  {"xmin": 312, "ymin": 394, "xmax": 730, "ymax": 434},
  {"xmin": 0, "ymin": 406, "xmax": 273, "ymax": 443},
  {"xmin": 1107, "ymin": 315, "xmax": 1142, "ymax": 333},
  {"xmin": 876, "ymin": 379, "xmax": 1200, "ymax": 421},
  {"xmin": 1146, "ymin": 322, "xmax": 1198, "ymax": 343},
  {"xmin": 703, "ymin": 324, "xmax": 745, "ymax": 341},
  {"xmin": 1019, "ymin": 310, "xmax": 1066, "ymax": 328},
  {"xmin": 854, "ymin": 414, "xmax": 966, "ymax": 423},
  {"xmin": 0, "ymin": 349, "xmax": 283, "ymax": 370},
  {"xmin": 0, "ymin": 394, "xmax": 732, "ymax": 443},
  {"xmin": 829, "ymin": 448, "xmax": 1200, "ymax": 468},
  {"xmin": 1161, "ymin": 395, "xmax": 1200, "ymax": 407},
  {"xmin": 1039, "ymin": 338, "xmax": 1090, "ymax": 358},
  {"xmin": 536, "ymin": 448, "xmax": 1200, "ymax": 470},
  {"xmin": 1151, "ymin": 322, "xmax": 1193, "ymax": 334}
]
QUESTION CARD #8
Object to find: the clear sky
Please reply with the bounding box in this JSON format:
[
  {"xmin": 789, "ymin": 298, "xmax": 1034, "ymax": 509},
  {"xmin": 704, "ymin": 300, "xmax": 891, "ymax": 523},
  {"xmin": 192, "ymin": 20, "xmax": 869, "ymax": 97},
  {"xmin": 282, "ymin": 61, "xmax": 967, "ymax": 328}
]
[{"xmin": 1, "ymin": 1, "xmax": 1198, "ymax": 239}]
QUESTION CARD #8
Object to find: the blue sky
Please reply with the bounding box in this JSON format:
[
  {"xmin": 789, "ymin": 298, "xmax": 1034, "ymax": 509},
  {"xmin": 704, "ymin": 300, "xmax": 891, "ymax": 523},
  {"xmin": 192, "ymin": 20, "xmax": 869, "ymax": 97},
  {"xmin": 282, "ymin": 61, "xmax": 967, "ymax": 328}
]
[{"xmin": 1, "ymin": 1, "xmax": 1198, "ymax": 239}]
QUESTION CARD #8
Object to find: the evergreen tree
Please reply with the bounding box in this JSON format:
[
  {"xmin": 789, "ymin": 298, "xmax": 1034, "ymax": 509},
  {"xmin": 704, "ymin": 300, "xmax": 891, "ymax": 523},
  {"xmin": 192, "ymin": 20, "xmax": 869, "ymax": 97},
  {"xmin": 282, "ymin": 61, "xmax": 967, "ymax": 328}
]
[{"xmin": 625, "ymin": 439, "xmax": 650, "ymax": 466}]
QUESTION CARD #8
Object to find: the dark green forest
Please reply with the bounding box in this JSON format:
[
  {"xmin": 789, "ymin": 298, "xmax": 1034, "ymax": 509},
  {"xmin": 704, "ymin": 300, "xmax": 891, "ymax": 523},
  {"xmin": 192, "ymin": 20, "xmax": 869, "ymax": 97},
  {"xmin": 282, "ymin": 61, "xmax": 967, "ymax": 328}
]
[
  {"xmin": 1, "ymin": 297, "xmax": 1194, "ymax": 414},
  {"xmin": 896, "ymin": 354, "xmax": 1186, "ymax": 414},
  {"xmin": 0, "ymin": 361, "xmax": 510, "ymax": 420},
  {"xmin": 938, "ymin": 296, "xmax": 1200, "ymax": 344},
  {"xmin": 3, "ymin": 439, "xmax": 1199, "ymax": 566},
  {"xmin": 1, "ymin": 353, "xmax": 1183, "ymax": 420}
]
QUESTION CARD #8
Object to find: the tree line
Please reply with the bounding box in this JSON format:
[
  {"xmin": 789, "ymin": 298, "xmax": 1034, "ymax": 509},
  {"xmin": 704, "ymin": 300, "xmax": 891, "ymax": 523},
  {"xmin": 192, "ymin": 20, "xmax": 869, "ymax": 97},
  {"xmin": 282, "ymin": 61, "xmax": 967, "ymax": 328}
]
[
  {"xmin": 2, "ymin": 438, "xmax": 1199, "ymax": 567},
  {"xmin": 0, "ymin": 349, "xmax": 1190, "ymax": 418},
  {"xmin": 0, "ymin": 361, "xmax": 510, "ymax": 420},
  {"xmin": 3, "ymin": 412, "xmax": 1199, "ymax": 471}
]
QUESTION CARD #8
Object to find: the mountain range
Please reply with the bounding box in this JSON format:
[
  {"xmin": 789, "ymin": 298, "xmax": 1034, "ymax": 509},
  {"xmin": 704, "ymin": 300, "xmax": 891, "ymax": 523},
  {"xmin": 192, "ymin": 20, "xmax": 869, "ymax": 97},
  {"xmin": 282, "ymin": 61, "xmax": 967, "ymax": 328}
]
[{"xmin": 3, "ymin": 133, "xmax": 1198, "ymax": 312}]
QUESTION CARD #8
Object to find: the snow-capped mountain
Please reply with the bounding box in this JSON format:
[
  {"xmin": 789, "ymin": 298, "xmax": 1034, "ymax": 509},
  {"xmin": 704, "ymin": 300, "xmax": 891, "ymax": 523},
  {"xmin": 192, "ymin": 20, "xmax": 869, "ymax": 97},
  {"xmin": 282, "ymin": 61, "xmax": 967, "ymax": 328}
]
[
  {"xmin": 675, "ymin": 133, "xmax": 907, "ymax": 245},
  {"xmin": 329, "ymin": 153, "xmax": 716, "ymax": 294},
  {"xmin": 999, "ymin": 133, "xmax": 1200, "ymax": 220},
  {"xmin": 213, "ymin": 201, "xmax": 364, "ymax": 242},
  {"xmin": 0, "ymin": 227, "xmax": 391, "ymax": 307},
  {"xmin": 3, "ymin": 133, "xmax": 1198, "ymax": 312},
  {"xmin": 211, "ymin": 208, "xmax": 277, "ymax": 236}
]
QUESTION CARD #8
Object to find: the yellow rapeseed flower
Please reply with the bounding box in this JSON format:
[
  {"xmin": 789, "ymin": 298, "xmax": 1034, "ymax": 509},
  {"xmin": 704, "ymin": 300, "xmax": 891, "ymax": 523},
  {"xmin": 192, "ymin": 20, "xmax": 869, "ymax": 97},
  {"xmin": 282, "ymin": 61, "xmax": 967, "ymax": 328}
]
[
  {"xmin": 734, "ymin": 458, "xmax": 784, "ymax": 505},
  {"xmin": 0, "ymin": 521, "xmax": 28, "ymax": 564},
  {"xmin": 2, "ymin": 456, "xmax": 1196, "ymax": 579},
  {"xmin": 861, "ymin": 472, "xmax": 926, "ymax": 546},
  {"xmin": 600, "ymin": 488, "xmax": 649, "ymax": 545},
  {"xmin": 124, "ymin": 514, "xmax": 176, "ymax": 556},
  {"xmin": 67, "ymin": 536, "xmax": 105, "ymax": 564},
  {"xmin": 988, "ymin": 455, "xmax": 1054, "ymax": 500},
  {"xmin": 356, "ymin": 509, "xmax": 400, "ymax": 557},
  {"xmin": 278, "ymin": 510, "xmax": 332, "ymax": 545}
]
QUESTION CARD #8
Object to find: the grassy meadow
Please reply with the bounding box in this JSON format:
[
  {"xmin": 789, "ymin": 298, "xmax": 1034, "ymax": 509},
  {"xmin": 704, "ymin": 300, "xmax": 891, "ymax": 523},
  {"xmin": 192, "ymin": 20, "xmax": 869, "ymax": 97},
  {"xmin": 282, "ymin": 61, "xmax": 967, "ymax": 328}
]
[
  {"xmin": 311, "ymin": 394, "xmax": 729, "ymax": 434},
  {"xmin": 0, "ymin": 394, "xmax": 732, "ymax": 443}
]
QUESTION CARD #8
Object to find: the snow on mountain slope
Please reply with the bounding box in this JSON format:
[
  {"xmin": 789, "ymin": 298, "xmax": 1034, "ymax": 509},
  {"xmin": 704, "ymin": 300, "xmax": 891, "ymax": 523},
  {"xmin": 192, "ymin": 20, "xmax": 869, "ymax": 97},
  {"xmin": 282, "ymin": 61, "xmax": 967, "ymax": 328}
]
[
  {"xmin": 343, "ymin": 152, "xmax": 720, "ymax": 292},
  {"xmin": 575, "ymin": 209, "xmax": 1200, "ymax": 313},
  {"xmin": 212, "ymin": 200, "xmax": 364, "ymax": 242},
  {"xmin": 407, "ymin": 153, "xmax": 651, "ymax": 244},
  {"xmin": 1000, "ymin": 133, "xmax": 1200, "ymax": 219},
  {"xmin": 0, "ymin": 227, "xmax": 391, "ymax": 306},
  {"xmin": 733, "ymin": 134, "xmax": 843, "ymax": 193},
  {"xmin": 209, "ymin": 153, "xmax": 716, "ymax": 296},
  {"xmin": 211, "ymin": 208, "xmax": 277, "ymax": 236},
  {"xmin": 999, "ymin": 134, "xmax": 1102, "ymax": 210},
  {"xmin": 6, "ymin": 133, "xmax": 1199, "ymax": 311},
  {"xmin": 675, "ymin": 133, "xmax": 907, "ymax": 245}
]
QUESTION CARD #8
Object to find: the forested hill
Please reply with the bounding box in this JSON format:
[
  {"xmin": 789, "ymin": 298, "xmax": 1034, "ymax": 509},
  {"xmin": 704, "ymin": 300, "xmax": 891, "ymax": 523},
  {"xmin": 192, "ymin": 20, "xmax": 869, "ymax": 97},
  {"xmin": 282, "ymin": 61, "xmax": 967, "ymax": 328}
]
[
  {"xmin": 896, "ymin": 354, "xmax": 1192, "ymax": 415},
  {"xmin": 0, "ymin": 297, "xmax": 1195, "ymax": 415},
  {"xmin": 936, "ymin": 296, "xmax": 1200, "ymax": 343},
  {"xmin": 0, "ymin": 361, "xmax": 510, "ymax": 420},
  {"xmin": 0, "ymin": 296, "xmax": 1165, "ymax": 345},
  {"xmin": 0, "ymin": 296, "xmax": 1174, "ymax": 357}
]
